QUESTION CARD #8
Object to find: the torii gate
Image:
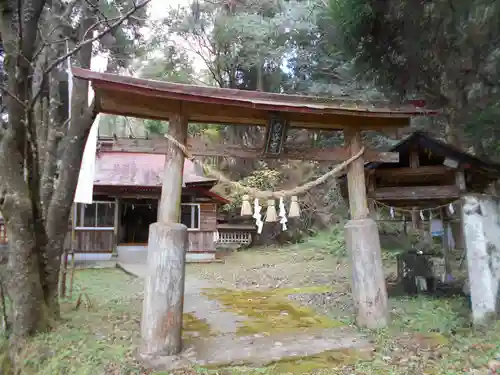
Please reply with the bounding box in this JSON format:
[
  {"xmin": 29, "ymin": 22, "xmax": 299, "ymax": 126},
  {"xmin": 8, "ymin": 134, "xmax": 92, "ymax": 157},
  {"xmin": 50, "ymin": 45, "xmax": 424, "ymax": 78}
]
[{"xmin": 73, "ymin": 67, "xmax": 432, "ymax": 360}]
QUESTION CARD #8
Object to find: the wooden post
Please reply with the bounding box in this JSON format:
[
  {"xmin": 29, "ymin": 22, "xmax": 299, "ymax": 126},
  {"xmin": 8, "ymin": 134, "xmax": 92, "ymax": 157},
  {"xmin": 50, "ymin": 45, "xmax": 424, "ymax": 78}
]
[
  {"xmin": 345, "ymin": 130, "xmax": 369, "ymax": 220},
  {"xmin": 409, "ymin": 145, "xmax": 419, "ymax": 168},
  {"xmin": 411, "ymin": 207, "xmax": 419, "ymax": 230},
  {"xmin": 440, "ymin": 208, "xmax": 452, "ymax": 279},
  {"xmin": 114, "ymin": 197, "xmax": 120, "ymax": 249},
  {"xmin": 140, "ymin": 114, "xmax": 189, "ymax": 359},
  {"xmin": 454, "ymin": 167, "xmax": 466, "ymax": 254},
  {"xmin": 344, "ymin": 130, "xmax": 389, "ymax": 329},
  {"xmin": 455, "ymin": 169, "xmax": 466, "ymax": 193}
]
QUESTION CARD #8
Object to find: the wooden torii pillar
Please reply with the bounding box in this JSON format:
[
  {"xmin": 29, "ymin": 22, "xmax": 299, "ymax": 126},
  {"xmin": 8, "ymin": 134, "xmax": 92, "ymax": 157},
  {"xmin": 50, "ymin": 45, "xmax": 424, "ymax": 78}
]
[
  {"xmin": 140, "ymin": 113, "xmax": 188, "ymax": 358},
  {"xmin": 344, "ymin": 129, "xmax": 389, "ymax": 328}
]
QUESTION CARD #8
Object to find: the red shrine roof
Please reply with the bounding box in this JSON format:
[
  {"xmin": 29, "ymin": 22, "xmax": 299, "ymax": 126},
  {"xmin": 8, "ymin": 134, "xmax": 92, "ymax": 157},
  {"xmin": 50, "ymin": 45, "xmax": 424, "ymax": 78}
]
[
  {"xmin": 73, "ymin": 67, "xmax": 437, "ymax": 130},
  {"xmin": 94, "ymin": 151, "xmax": 216, "ymax": 188}
]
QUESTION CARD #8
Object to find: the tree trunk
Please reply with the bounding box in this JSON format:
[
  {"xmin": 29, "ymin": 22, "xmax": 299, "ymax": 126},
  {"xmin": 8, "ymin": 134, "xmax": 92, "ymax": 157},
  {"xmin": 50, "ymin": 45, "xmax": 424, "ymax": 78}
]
[
  {"xmin": 0, "ymin": 0, "xmax": 51, "ymax": 342},
  {"xmin": 41, "ymin": 3, "xmax": 97, "ymax": 316},
  {"xmin": 6, "ymin": 215, "xmax": 50, "ymax": 339}
]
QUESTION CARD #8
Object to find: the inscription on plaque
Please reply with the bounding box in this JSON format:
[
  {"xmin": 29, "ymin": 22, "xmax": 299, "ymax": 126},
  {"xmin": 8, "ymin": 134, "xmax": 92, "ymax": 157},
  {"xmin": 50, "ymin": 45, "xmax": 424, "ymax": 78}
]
[{"xmin": 263, "ymin": 114, "xmax": 289, "ymax": 157}]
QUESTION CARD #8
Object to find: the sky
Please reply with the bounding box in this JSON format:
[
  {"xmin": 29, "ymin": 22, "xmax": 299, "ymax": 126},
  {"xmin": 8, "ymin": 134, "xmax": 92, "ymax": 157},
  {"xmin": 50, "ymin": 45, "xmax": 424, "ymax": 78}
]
[
  {"xmin": 149, "ymin": 0, "xmax": 184, "ymax": 20},
  {"xmin": 93, "ymin": 0, "xmax": 203, "ymax": 74}
]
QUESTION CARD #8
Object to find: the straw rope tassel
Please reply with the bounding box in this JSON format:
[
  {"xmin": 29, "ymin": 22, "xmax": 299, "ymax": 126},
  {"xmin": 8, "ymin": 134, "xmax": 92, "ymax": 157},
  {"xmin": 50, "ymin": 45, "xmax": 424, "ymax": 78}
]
[
  {"xmin": 240, "ymin": 194, "xmax": 252, "ymax": 216},
  {"xmin": 279, "ymin": 197, "xmax": 288, "ymax": 231},
  {"xmin": 288, "ymin": 196, "xmax": 300, "ymax": 218},
  {"xmin": 266, "ymin": 199, "xmax": 278, "ymax": 222}
]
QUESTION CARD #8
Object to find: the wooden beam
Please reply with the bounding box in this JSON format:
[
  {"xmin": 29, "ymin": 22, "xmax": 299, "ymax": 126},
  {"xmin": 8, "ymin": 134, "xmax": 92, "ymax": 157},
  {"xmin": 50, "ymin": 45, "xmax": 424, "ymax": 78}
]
[
  {"xmin": 112, "ymin": 138, "xmax": 399, "ymax": 163},
  {"xmin": 97, "ymin": 87, "xmax": 411, "ymax": 130},
  {"xmin": 370, "ymin": 185, "xmax": 460, "ymax": 201},
  {"xmin": 375, "ymin": 166, "xmax": 450, "ymax": 179}
]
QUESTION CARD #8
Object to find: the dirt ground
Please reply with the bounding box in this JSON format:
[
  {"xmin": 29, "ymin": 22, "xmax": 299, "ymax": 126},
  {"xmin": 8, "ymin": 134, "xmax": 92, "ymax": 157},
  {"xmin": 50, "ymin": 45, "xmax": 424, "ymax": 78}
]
[{"xmin": 188, "ymin": 245, "xmax": 352, "ymax": 290}]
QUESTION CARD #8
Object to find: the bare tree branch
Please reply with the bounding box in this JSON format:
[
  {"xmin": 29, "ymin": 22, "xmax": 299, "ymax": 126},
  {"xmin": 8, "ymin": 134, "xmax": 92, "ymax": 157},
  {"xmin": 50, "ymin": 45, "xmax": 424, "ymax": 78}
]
[
  {"xmin": 29, "ymin": 0, "xmax": 152, "ymax": 109},
  {"xmin": 51, "ymin": 0, "xmax": 151, "ymax": 72},
  {"xmin": 0, "ymin": 85, "xmax": 26, "ymax": 107}
]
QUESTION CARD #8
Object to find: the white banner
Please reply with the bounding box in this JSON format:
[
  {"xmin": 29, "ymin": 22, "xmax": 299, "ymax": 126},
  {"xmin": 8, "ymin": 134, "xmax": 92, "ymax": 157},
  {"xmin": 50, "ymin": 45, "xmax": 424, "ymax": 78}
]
[
  {"xmin": 72, "ymin": 54, "xmax": 105, "ymax": 204},
  {"xmin": 73, "ymin": 115, "xmax": 99, "ymax": 204}
]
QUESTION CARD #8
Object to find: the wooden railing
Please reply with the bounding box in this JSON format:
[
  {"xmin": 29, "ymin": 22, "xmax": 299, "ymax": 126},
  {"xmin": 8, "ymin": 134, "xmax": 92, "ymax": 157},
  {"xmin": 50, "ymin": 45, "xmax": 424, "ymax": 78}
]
[{"xmin": 216, "ymin": 231, "xmax": 252, "ymax": 246}]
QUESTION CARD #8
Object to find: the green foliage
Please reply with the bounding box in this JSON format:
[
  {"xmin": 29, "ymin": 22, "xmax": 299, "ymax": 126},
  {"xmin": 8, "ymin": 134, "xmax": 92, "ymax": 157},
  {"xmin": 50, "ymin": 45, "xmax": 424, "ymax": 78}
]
[
  {"xmin": 139, "ymin": 45, "xmax": 195, "ymax": 84},
  {"xmin": 464, "ymin": 101, "xmax": 500, "ymax": 160},
  {"xmin": 223, "ymin": 168, "xmax": 283, "ymax": 212},
  {"xmin": 329, "ymin": 0, "xmax": 500, "ymax": 152},
  {"xmin": 144, "ymin": 119, "xmax": 167, "ymax": 135},
  {"xmin": 301, "ymin": 225, "xmax": 347, "ymax": 258},
  {"xmin": 95, "ymin": 0, "xmax": 150, "ymax": 71}
]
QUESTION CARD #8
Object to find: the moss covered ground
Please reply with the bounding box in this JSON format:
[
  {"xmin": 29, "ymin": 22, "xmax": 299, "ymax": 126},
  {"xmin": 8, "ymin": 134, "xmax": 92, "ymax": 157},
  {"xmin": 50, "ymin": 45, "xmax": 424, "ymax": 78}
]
[{"xmin": 202, "ymin": 286, "xmax": 343, "ymax": 336}]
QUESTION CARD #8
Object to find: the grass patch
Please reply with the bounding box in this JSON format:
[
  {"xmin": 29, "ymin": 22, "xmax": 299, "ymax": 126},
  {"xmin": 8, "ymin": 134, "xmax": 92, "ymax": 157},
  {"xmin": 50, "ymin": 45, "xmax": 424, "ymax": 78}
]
[
  {"xmin": 264, "ymin": 347, "xmax": 374, "ymax": 374},
  {"xmin": 18, "ymin": 269, "xmax": 145, "ymax": 375},
  {"xmin": 203, "ymin": 288, "xmax": 343, "ymax": 336},
  {"xmin": 362, "ymin": 295, "xmax": 500, "ymax": 375},
  {"xmin": 292, "ymin": 225, "xmax": 346, "ymax": 258}
]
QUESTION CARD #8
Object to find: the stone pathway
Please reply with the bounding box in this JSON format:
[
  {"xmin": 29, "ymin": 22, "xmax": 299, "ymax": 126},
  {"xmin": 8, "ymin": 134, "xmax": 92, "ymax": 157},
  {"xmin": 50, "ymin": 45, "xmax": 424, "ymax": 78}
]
[{"xmin": 118, "ymin": 262, "xmax": 372, "ymax": 370}]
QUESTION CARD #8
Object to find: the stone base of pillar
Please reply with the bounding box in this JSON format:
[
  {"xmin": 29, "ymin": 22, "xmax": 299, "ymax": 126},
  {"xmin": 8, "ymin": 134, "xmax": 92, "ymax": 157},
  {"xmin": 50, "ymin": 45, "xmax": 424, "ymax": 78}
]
[
  {"xmin": 344, "ymin": 218, "xmax": 389, "ymax": 329},
  {"xmin": 140, "ymin": 222, "xmax": 188, "ymax": 358}
]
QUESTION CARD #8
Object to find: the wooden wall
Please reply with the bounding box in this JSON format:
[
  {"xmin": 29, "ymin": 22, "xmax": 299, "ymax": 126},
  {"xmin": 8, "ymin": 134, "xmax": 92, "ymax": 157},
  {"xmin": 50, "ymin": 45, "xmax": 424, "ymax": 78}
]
[
  {"xmin": 188, "ymin": 231, "xmax": 216, "ymax": 252},
  {"xmin": 188, "ymin": 202, "xmax": 217, "ymax": 252},
  {"xmin": 199, "ymin": 203, "xmax": 217, "ymax": 231},
  {"xmin": 74, "ymin": 229, "xmax": 115, "ymax": 253},
  {"xmin": 71, "ymin": 200, "xmax": 218, "ymax": 253}
]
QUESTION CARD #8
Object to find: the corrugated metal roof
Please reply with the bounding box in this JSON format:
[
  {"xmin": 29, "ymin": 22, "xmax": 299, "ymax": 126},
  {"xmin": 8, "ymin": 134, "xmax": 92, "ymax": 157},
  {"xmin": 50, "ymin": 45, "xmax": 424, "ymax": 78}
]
[{"xmin": 93, "ymin": 151, "xmax": 216, "ymax": 187}]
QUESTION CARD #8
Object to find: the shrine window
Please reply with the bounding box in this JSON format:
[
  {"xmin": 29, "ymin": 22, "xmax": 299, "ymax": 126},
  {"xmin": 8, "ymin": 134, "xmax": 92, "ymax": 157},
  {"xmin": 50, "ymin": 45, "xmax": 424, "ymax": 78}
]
[
  {"xmin": 181, "ymin": 203, "xmax": 200, "ymax": 230},
  {"xmin": 75, "ymin": 201, "xmax": 115, "ymax": 229}
]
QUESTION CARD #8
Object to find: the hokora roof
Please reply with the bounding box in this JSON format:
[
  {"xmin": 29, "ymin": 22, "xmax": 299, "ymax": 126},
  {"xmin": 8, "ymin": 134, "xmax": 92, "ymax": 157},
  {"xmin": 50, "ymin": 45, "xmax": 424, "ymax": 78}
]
[
  {"xmin": 93, "ymin": 151, "xmax": 216, "ymax": 187},
  {"xmin": 72, "ymin": 68, "xmax": 437, "ymax": 130}
]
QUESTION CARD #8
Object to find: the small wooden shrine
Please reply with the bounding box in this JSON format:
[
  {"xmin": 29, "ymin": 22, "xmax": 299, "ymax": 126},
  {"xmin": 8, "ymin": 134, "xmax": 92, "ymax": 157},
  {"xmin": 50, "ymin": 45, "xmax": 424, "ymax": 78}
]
[
  {"xmin": 71, "ymin": 138, "xmax": 230, "ymax": 263},
  {"xmin": 343, "ymin": 130, "xmax": 500, "ymax": 223},
  {"xmin": 339, "ymin": 131, "xmax": 500, "ymax": 284}
]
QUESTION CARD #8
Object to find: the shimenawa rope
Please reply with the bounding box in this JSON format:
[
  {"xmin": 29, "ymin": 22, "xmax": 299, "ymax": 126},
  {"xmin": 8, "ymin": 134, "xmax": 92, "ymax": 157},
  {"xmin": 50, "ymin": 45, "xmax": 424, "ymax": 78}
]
[{"xmin": 164, "ymin": 133, "xmax": 365, "ymax": 199}]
